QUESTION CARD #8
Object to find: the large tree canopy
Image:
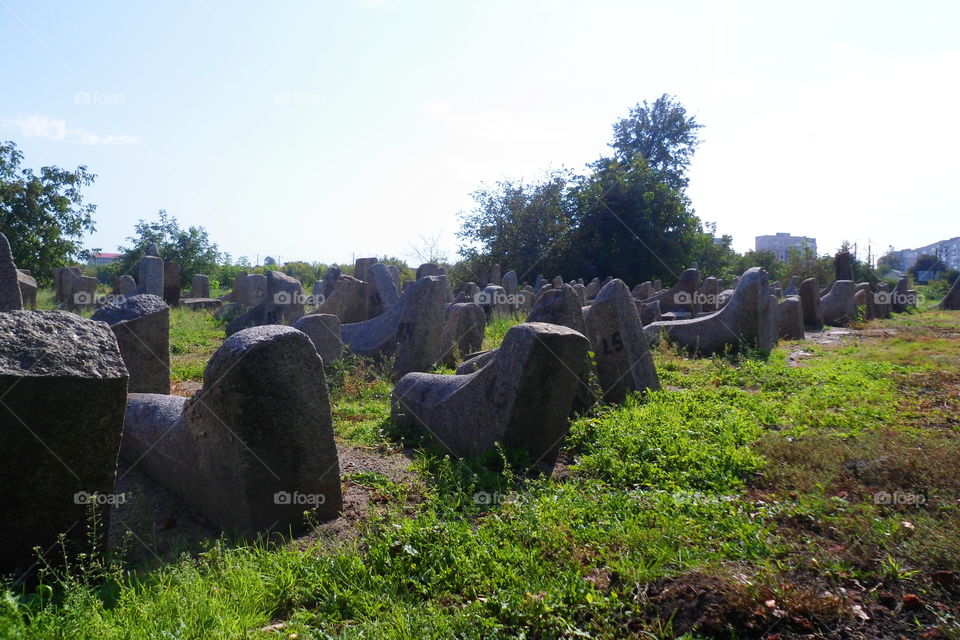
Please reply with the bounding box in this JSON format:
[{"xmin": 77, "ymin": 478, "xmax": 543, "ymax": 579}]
[
  {"xmin": 114, "ymin": 210, "xmax": 222, "ymax": 287},
  {"xmin": 0, "ymin": 140, "xmax": 98, "ymax": 284}
]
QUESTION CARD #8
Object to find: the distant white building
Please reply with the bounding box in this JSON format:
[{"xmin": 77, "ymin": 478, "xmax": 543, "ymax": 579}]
[
  {"xmin": 755, "ymin": 233, "xmax": 817, "ymax": 262},
  {"xmin": 896, "ymin": 237, "xmax": 960, "ymax": 272},
  {"xmin": 88, "ymin": 252, "xmax": 122, "ymax": 265}
]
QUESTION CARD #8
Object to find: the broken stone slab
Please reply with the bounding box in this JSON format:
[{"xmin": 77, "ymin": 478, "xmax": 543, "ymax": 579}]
[
  {"xmin": 314, "ymin": 274, "xmax": 368, "ymax": 323},
  {"xmin": 416, "ymin": 263, "xmax": 443, "ymax": 280},
  {"xmin": 190, "ymin": 274, "xmax": 210, "ymax": 299},
  {"xmin": 820, "ymin": 280, "xmax": 857, "ymax": 327},
  {"xmin": 526, "ymin": 283, "xmax": 586, "ymax": 334},
  {"xmin": 391, "ymin": 322, "xmax": 589, "ymax": 464},
  {"xmin": 585, "ymin": 279, "xmax": 660, "ymax": 403},
  {"xmin": 138, "ymin": 255, "xmax": 164, "ymax": 297},
  {"xmin": 163, "ymin": 262, "xmax": 181, "ymax": 307},
  {"xmin": 120, "ymin": 325, "xmax": 342, "ymax": 535},
  {"xmin": 439, "ymin": 302, "xmax": 486, "ymax": 366},
  {"xmin": 0, "ymin": 233, "xmax": 23, "ymax": 311},
  {"xmin": 644, "ymin": 267, "xmax": 776, "ymax": 356},
  {"xmin": 292, "ymin": 313, "xmax": 342, "ymax": 367},
  {"xmin": 0, "ymin": 311, "xmax": 128, "ymax": 573},
  {"xmin": 92, "ymin": 294, "xmax": 170, "ymax": 394},
  {"xmin": 799, "ymin": 278, "xmax": 823, "ymax": 327},
  {"xmin": 939, "ymin": 277, "xmax": 960, "ymax": 310},
  {"xmin": 340, "ymin": 276, "xmax": 448, "ymax": 376},
  {"xmin": 17, "ymin": 270, "xmax": 37, "ymax": 310},
  {"xmin": 778, "ymin": 296, "xmax": 805, "ymax": 340}
]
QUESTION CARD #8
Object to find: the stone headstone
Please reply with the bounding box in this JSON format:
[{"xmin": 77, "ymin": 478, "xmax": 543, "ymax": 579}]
[
  {"xmin": 322, "ymin": 266, "xmax": 341, "ymax": 297},
  {"xmin": 939, "ymin": 277, "xmax": 960, "ymax": 311},
  {"xmin": 241, "ymin": 273, "xmax": 268, "ymax": 308},
  {"xmin": 0, "ymin": 233, "xmax": 23, "ymax": 311},
  {"xmin": 572, "ymin": 283, "xmax": 587, "ymax": 307},
  {"xmin": 653, "ymin": 279, "xmax": 662, "ymax": 292},
  {"xmin": 224, "ymin": 271, "xmax": 247, "ymax": 303},
  {"xmin": 292, "ymin": 313, "xmax": 342, "ymax": 367},
  {"xmin": 700, "ymin": 276, "xmax": 720, "ymax": 312},
  {"xmin": 777, "ymin": 296, "xmax": 804, "ymax": 340},
  {"xmin": 892, "ymin": 276, "xmax": 911, "ymax": 313},
  {"xmin": 115, "ymin": 274, "xmax": 137, "ymax": 298},
  {"xmin": 369, "ymin": 262, "xmax": 400, "ymax": 316},
  {"xmin": 636, "ymin": 268, "xmax": 700, "ymax": 315},
  {"xmin": 526, "ymin": 283, "xmax": 586, "ymax": 334},
  {"xmin": 138, "ymin": 255, "xmax": 164, "ymax": 297},
  {"xmin": 121, "ymin": 325, "xmax": 342, "ymax": 534},
  {"xmin": 54, "ymin": 266, "xmax": 83, "ymax": 306},
  {"xmin": 17, "ymin": 270, "xmax": 37, "ymax": 310},
  {"xmin": 479, "ymin": 285, "xmax": 510, "ymax": 317},
  {"xmin": 416, "ymin": 263, "xmax": 442, "ymax": 280},
  {"xmin": 315, "ymin": 275, "xmax": 368, "ymax": 324},
  {"xmin": 191, "ymin": 274, "xmax": 210, "ymax": 299},
  {"xmin": 392, "ymin": 322, "xmax": 589, "ymax": 464},
  {"xmin": 799, "ymin": 278, "xmax": 823, "ymax": 327},
  {"xmin": 783, "ymin": 275, "xmax": 799, "ymax": 297},
  {"xmin": 834, "ymin": 249, "xmax": 854, "ymax": 282},
  {"xmin": 341, "ymin": 276, "xmax": 449, "ymax": 376},
  {"xmin": 0, "ymin": 311, "xmax": 128, "ymax": 573},
  {"xmin": 820, "ymin": 280, "xmax": 857, "ymax": 327},
  {"xmin": 631, "ymin": 281, "xmax": 653, "ymax": 300},
  {"xmin": 227, "ymin": 270, "xmax": 305, "ymax": 336},
  {"xmin": 585, "ymin": 279, "xmax": 660, "ymax": 403},
  {"xmin": 638, "ymin": 299, "xmax": 661, "ymax": 325},
  {"xmin": 644, "ymin": 267, "xmax": 776, "ymax": 356},
  {"xmin": 92, "ymin": 294, "xmax": 170, "ymax": 394},
  {"xmin": 354, "ymin": 257, "xmax": 378, "ymax": 283},
  {"xmin": 144, "ymin": 242, "xmax": 160, "ymax": 257},
  {"xmin": 439, "ymin": 302, "xmax": 486, "ymax": 366},
  {"xmin": 159, "ymin": 261, "xmax": 179, "ymax": 307},
  {"xmin": 489, "ymin": 264, "xmax": 502, "ymax": 287},
  {"xmin": 71, "ymin": 276, "xmax": 99, "ymax": 309}
]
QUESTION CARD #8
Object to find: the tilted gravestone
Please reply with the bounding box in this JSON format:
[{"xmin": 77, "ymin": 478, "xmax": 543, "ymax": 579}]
[
  {"xmin": 939, "ymin": 277, "xmax": 960, "ymax": 311},
  {"xmin": 778, "ymin": 296, "xmax": 805, "ymax": 340},
  {"xmin": 644, "ymin": 267, "xmax": 777, "ymax": 356},
  {"xmin": 292, "ymin": 313, "xmax": 343, "ymax": 367},
  {"xmin": 315, "ymin": 274, "xmax": 367, "ymax": 323},
  {"xmin": 439, "ymin": 302, "xmax": 486, "ymax": 366},
  {"xmin": 121, "ymin": 325, "xmax": 342, "ymax": 535},
  {"xmin": 138, "ymin": 255, "xmax": 164, "ymax": 297},
  {"xmin": 799, "ymin": 278, "xmax": 823, "ymax": 327},
  {"xmin": 92, "ymin": 294, "xmax": 170, "ymax": 394},
  {"xmin": 0, "ymin": 311, "xmax": 128, "ymax": 573},
  {"xmin": 17, "ymin": 270, "xmax": 37, "ymax": 310},
  {"xmin": 820, "ymin": 280, "xmax": 857, "ymax": 327},
  {"xmin": 585, "ymin": 279, "xmax": 660, "ymax": 403},
  {"xmin": 163, "ymin": 262, "xmax": 182, "ymax": 307},
  {"xmin": 191, "ymin": 274, "xmax": 211, "ymax": 299},
  {"xmin": 340, "ymin": 276, "xmax": 448, "ymax": 376},
  {"xmin": 0, "ymin": 233, "xmax": 23, "ymax": 311},
  {"xmin": 391, "ymin": 322, "xmax": 589, "ymax": 464}
]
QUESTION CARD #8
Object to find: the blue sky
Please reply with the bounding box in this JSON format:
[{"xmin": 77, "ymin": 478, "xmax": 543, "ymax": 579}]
[{"xmin": 2, "ymin": 0, "xmax": 958, "ymax": 268}]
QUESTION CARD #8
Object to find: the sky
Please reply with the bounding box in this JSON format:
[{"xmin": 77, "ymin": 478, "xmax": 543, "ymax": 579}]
[{"xmin": 2, "ymin": 0, "xmax": 958, "ymax": 268}]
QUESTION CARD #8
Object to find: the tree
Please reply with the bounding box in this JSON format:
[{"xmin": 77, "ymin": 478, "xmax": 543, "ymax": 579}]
[
  {"xmin": 263, "ymin": 256, "xmax": 277, "ymax": 266},
  {"xmin": 0, "ymin": 140, "xmax": 98, "ymax": 284},
  {"xmin": 456, "ymin": 169, "xmax": 575, "ymax": 281},
  {"xmin": 909, "ymin": 254, "xmax": 946, "ymax": 281},
  {"xmin": 565, "ymin": 157, "xmax": 701, "ymax": 285},
  {"xmin": 609, "ymin": 94, "xmax": 703, "ymax": 191},
  {"xmin": 407, "ymin": 233, "xmax": 449, "ymax": 266},
  {"xmin": 115, "ymin": 210, "xmax": 222, "ymax": 287}
]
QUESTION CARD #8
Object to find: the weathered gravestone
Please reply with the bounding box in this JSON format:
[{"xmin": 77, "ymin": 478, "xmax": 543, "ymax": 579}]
[
  {"xmin": 799, "ymin": 277, "xmax": 824, "ymax": 327},
  {"xmin": 834, "ymin": 249, "xmax": 854, "ymax": 282},
  {"xmin": 138, "ymin": 254, "xmax": 164, "ymax": 297},
  {"xmin": 340, "ymin": 276, "xmax": 448, "ymax": 376},
  {"xmin": 17, "ymin": 270, "xmax": 37, "ymax": 310},
  {"xmin": 191, "ymin": 274, "xmax": 211, "ymax": 299},
  {"xmin": 227, "ymin": 271, "xmax": 305, "ymax": 336},
  {"xmin": 638, "ymin": 299, "xmax": 661, "ymax": 326},
  {"xmin": 778, "ymin": 296, "xmax": 805, "ymax": 340},
  {"xmin": 489, "ymin": 263, "xmax": 502, "ymax": 287},
  {"xmin": 92, "ymin": 295, "xmax": 170, "ymax": 394},
  {"xmin": 223, "ymin": 271, "xmax": 247, "ymax": 303},
  {"xmin": 163, "ymin": 262, "xmax": 181, "ymax": 307},
  {"xmin": 0, "ymin": 233, "xmax": 23, "ymax": 311},
  {"xmin": 585, "ymin": 279, "xmax": 660, "ymax": 403},
  {"xmin": 145, "ymin": 242, "xmax": 159, "ymax": 257},
  {"xmin": 391, "ymin": 322, "xmax": 589, "ymax": 464},
  {"xmin": 820, "ymin": 280, "xmax": 857, "ymax": 327},
  {"xmin": 636, "ymin": 268, "xmax": 700, "ymax": 316},
  {"xmin": 241, "ymin": 273, "xmax": 267, "ymax": 307},
  {"xmin": 72, "ymin": 276, "xmax": 99, "ymax": 309},
  {"xmin": 321, "ymin": 266, "xmax": 341, "ymax": 297},
  {"xmin": 479, "ymin": 285, "xmax": 510, "ymax": 317},
  {"xmin": 526, "ymin": 283, "xmax": 587, "ymax": 334},
  {"xmin": 121, "ymin": 326, "xmax": 342, "ymax": 535},
  {"xmin": 54, "ymin": 267, "xmax": 82, "ymax": 305},
  {"xmin": 416, "ymin": 263, "xmax": 443, "ymax": 280},
  {"xmin": 585, "ymin": 278, "xmax": 600, "ymax": 299},
  {"xmin": 873, "ymin": 283, "xmax": 893, "ymax": 318},
  {"xmin": 115, "ymin": 274, "xmax": 137, "ymax": 298},
  {"xmin": 314, "ymin": 274, "xmax": 368, "ymax": 323},
  {"xmin": 644, "ymin": 267, "xmax": 777, "ymax": 356},
  {"xmin": 439, "ymin": 302, "xmax": 486, "ymax": 366},
  {"xmin": 700, "ymin": 276, "xmax": 720, "ymax": 312},
  {"xmin": 892, "ymin": 276, "xmax": 912, "ymax": 313},
  {"xmin": 0, "ymin": 311, "xmax": 128, "ymax": 573},
  {"xmin": 632, "ymin": 281, "xmax": 653, "ymax": 300},
  {"xmin": 783, "ymin": 275, "xmax": 799, "ymax": 297},
  {"xmin": 940, "ymin": 277, "xmax": 960, "ymax": 311},
  {"xmin": 368, "ymin": 262, "xmax": 400, "ymax": 317},
  {"xmin": 292, "ymin": 313, "xmax": 342, "ymax": 366}
]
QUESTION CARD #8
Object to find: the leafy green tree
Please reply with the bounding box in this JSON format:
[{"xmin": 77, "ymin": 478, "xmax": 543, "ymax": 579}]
[
  {"xmin": 609, "ymin": 94, "xmax": 703, "ymax": 191},
  {"xmin": 0, "ymin": 140, "xmax": 98, "ymax": 284},
  {"xmin": 909, "ymin": 254, "xmax": 946, "ymax": 281},
  {"xmin": 690, "ymin": 224, "xmax": 739, "ymax": 280},
  {"xmin": 115, "ymin": 210, "xmax": 222, "ymax": 287},
  {"xmin": 565, "ymin": 157, "xmax": 700, "ymax": 285},
  {"xmin": 456, "ymin": 170, "xmax": 575, "ymax": 281}
]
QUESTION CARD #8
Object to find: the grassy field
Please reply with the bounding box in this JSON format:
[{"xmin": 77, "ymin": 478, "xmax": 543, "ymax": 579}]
[{"xmin": 4, "ymin": 297, "xmax": 959, "ymax": 638}]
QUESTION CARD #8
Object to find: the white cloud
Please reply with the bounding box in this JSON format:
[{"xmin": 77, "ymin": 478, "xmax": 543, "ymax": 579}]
[{"xmin": 11, "ymin": 113, "xmax": 138, "ymax": 145}]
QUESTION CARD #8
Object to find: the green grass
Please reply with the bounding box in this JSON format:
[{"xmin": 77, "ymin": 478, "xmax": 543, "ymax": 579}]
[
  {"xmin": 168, "ymin": 307, "xmax": 225, "ymax": 382},
  {"xmin": 4, "ymin": 310, "xmax": 960, "ymax": 638}
]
